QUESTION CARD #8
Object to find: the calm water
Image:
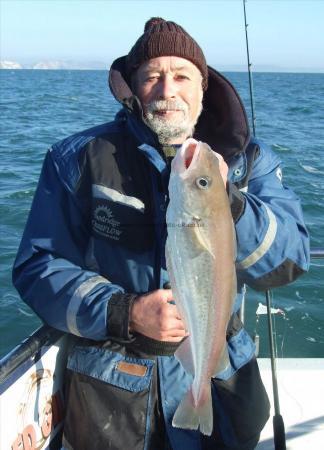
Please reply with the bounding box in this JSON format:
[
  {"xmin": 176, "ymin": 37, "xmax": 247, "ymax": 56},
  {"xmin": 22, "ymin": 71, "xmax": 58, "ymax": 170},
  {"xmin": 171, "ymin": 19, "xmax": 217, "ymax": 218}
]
[{"xmin": 0, "ymin": 70, "xmax": 323, "ymax": 358}]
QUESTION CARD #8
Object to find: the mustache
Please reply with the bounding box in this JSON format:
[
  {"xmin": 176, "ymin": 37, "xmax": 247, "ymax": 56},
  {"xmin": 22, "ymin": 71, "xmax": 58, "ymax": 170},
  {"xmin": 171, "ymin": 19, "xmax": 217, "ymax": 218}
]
[{"xmin": 145, "ymin": 99, "xmax": 188, "ymax": 113}]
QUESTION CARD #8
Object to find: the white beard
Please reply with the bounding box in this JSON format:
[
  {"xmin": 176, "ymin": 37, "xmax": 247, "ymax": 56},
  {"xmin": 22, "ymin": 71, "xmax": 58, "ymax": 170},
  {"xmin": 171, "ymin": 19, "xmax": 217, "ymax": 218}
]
[{"xmin": 143, "ymin": 99, "xmax": 202, "ymax": 145}]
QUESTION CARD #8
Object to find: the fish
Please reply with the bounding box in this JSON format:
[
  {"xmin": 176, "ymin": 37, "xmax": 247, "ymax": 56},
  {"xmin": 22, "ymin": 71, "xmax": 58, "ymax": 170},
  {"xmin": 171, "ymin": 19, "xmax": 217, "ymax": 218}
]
[{"xmin": 165, "ymin": 138, "xmax": 236, "ymax": 436}]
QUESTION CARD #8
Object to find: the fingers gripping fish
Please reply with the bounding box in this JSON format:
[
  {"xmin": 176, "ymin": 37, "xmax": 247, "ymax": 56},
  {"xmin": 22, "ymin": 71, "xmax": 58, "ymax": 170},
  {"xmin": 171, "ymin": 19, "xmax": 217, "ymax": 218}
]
[{"xmin": 165, "ymin": 138, "xmax": 236, "ymax": 436}]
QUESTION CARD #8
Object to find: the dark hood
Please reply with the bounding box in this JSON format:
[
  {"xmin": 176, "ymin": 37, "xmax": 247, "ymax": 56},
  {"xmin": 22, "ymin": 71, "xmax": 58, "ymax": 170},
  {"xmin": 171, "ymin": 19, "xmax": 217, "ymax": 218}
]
[{"xmin": 108, "ymin": 56, "xmax": 250, "ymax": 159}]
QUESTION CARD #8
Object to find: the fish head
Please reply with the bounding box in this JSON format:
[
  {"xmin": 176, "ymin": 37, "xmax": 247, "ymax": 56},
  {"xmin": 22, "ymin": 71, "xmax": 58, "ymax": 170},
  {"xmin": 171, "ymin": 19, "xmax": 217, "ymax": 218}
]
[{"xmin": 169, "ymin": 138, "xmax": 225, "ymax": 220}]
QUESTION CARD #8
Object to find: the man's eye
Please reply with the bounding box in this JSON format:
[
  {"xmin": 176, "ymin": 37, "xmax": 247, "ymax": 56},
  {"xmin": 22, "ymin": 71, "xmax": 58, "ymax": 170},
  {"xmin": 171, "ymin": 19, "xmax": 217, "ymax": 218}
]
[{"xmin": 176, "ymin": 75, "xmax": 189, "ymax": 81}]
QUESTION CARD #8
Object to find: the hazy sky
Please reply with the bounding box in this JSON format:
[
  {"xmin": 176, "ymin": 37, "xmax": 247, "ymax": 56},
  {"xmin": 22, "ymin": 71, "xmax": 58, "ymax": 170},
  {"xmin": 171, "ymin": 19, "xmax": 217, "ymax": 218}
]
[{"xmin": 1, "ymin": 0, "xmax": 324, "ymax": 71}]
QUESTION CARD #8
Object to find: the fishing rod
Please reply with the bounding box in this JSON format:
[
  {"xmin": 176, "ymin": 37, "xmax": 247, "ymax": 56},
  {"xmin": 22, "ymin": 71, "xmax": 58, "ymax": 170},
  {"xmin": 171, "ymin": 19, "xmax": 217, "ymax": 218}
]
[
  {"xmin": 265, "ymin": 248, "xmax": 324, "ymax": 447},
  {"xmin": 243, "ymin": 0, "xmax": 257, "ymax": 136},
  {"xmin": 242, "ymin": 2, "xmax": 286, "ymax": 449},
  {"xmin": 265, "ymin": 289, "xmax": 286, "ymax": 450}
]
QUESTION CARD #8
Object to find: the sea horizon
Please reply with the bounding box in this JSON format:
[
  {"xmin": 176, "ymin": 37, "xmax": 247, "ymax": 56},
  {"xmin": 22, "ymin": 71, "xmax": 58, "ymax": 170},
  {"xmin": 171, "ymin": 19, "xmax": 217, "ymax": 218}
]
[{"xmin": 1, "ymin": 68, "xmax": 324, "ymax": 74}]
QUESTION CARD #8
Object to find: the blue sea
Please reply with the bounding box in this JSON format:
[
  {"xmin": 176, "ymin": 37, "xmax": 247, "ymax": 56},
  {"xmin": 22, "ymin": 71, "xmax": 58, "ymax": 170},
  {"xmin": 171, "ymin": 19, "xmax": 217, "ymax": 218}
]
[{"xmin": 0, "ymin": 70, "xmax": 323, "ymax": 358}]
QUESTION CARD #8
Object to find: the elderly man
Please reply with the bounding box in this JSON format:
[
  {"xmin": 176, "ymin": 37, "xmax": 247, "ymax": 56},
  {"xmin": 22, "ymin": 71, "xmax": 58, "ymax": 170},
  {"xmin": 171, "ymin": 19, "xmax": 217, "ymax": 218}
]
[{"xmin": 13, "ymin": 18, "xmax": 309, "ymax": 450}]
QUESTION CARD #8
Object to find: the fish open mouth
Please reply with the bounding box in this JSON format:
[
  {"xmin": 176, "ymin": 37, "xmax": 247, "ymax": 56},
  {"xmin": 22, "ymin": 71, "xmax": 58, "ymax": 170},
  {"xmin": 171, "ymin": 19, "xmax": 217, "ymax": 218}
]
[
  {"xmin": 184, "ymin": 142, "xmax": 197, "ymax": 169},
  {"xmin": 181, "ymin": 138, "xmax": 200, "ymax": 173},
  {"xmin": 171, "ymin": 138, "xmax": 201, "ymax": 176}
]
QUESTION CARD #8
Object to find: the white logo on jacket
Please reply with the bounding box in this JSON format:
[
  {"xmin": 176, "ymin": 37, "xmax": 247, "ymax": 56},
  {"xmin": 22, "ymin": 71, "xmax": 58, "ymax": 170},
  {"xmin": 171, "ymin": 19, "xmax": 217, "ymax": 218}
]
[{"xmin": 92, "ymin": 205, "xmax": 122, "ymax": 240}]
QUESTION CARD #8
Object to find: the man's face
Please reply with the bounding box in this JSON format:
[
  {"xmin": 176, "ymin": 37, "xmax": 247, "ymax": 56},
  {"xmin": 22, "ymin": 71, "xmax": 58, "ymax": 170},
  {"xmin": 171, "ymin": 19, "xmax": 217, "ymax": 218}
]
[{"xmin": 134, "ymin": 56, "xmax": 204, "ymax": 145}]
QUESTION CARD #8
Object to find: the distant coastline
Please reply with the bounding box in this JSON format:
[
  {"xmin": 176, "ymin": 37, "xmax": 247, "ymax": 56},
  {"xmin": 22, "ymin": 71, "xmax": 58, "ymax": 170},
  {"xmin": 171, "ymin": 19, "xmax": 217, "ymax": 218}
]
[
  {"xmin": 1, "ymin": 60, "xmax": 324, "ymax": 73},
  {"xmin": 0, "ymin": 60, "xmax": 109, "ymax": 70}
]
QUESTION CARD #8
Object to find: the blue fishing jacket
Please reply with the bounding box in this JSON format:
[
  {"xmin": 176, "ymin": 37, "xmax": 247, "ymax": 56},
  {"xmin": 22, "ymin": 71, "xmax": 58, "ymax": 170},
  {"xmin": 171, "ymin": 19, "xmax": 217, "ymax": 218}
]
[{"xmin": 12, "ymin": 62, "xmax": 310, "ymax": 449}]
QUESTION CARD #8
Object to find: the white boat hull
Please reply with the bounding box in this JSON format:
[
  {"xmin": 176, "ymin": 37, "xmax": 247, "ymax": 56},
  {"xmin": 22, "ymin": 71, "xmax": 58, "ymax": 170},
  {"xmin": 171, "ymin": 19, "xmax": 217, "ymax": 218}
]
[{"xmin": 0, "ymin": 332, "xmax": 70, "ymax": 450}]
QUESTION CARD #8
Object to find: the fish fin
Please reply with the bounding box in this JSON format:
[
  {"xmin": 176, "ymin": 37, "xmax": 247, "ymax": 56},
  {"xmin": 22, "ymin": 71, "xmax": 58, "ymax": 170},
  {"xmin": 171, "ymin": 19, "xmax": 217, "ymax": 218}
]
[
  {"xmin": 175, "ymin": 336, "xmax": 195, "ymax": 375},
  {"xmin": 192, "ymin": 224, "xmax": 215, "ymax": 258},
  {"xmin": 172, "ymin": 384, "xmax": 213, "ymax": 436},
  {"xmin": 212, "ymin": 343, "xmax": 231, "ymax": 377}
]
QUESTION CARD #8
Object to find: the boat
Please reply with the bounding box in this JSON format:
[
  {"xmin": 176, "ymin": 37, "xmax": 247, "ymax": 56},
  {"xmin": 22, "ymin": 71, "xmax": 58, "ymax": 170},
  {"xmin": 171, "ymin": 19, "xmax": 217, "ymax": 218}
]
[
  {"xmin": 1, "ymin": 249, "xmax": 323, "ymax": 449},
  {"xmin": 0, "ymin": 327, "xmax": 69, "ymax": 449}
]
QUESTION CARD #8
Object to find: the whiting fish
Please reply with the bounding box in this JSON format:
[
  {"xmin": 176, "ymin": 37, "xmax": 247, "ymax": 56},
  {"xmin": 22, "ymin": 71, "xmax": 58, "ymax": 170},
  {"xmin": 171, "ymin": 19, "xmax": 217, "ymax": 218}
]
[{"xmin": 166, "ymin": 138, "xmax": 236, "ymax": 436}]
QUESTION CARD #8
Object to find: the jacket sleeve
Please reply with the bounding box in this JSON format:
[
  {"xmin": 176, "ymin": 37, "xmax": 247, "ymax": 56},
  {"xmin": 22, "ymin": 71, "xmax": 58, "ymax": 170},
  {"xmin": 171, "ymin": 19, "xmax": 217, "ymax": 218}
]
[
  {"xmin": 12, "ymin": 150, "xmax": 136, "ymax": 341},
  {"xmin": 229, "ymin": 141, "xmax": 310, "ymax": 290}
]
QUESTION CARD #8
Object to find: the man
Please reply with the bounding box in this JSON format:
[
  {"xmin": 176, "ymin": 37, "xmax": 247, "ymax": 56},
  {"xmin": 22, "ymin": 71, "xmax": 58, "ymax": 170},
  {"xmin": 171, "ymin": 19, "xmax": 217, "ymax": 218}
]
[{"xmin": 13, "ymin": 18, "xmax": 309, "ymax": 449}]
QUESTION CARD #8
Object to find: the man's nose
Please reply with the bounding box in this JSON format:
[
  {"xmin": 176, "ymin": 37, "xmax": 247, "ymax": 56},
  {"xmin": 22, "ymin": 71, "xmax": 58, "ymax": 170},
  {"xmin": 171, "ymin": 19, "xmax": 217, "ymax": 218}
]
[{"xmin": 157, "ymin": 76, "xmax": 177, "ymax": 99}]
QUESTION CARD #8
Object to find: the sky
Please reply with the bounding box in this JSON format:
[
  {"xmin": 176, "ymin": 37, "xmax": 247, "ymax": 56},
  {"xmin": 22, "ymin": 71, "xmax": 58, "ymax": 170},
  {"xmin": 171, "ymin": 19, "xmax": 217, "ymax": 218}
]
[{"xmin": 1, "ymin": 0, "xmax": 324, "ymax": 72}]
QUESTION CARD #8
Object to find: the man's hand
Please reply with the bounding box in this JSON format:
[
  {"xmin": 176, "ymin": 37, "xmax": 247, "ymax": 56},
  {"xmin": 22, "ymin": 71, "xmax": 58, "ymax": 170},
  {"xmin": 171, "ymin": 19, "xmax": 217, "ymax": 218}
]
[{"xmin": 129, "ymin": 289, "xmax": 188, "ymax": 342}]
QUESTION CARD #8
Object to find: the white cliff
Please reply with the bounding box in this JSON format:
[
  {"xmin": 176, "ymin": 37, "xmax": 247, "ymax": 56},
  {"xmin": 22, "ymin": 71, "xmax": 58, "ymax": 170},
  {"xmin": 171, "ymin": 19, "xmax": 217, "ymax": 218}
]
[{"xmin": 0, "ymin": 60, "xmax": 22, "ymax": 69}]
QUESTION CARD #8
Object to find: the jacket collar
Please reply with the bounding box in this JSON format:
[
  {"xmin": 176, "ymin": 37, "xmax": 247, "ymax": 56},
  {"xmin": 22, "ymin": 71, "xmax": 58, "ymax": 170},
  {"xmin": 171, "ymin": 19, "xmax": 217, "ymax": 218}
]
[{"xmin": 109, "ymin": 56, "xmax": 250, "ymax": 160}]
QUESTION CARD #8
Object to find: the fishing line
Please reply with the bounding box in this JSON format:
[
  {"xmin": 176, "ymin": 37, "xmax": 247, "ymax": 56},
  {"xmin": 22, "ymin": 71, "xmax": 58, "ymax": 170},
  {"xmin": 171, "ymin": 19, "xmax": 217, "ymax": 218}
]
[
  {"xmin": 254, "ymin": 310, "xmax": 260, "ymax": 357},
  {"xmin": 272, "ymin": 307, "xmax": 288, "ymax": 359},
  {"xmin": 271, "ymin": 301, "xmax": 288, "ymax": 359},
  {"xmin": 279, "ymin": 314, "xmax": 289, "ymax": 358}
]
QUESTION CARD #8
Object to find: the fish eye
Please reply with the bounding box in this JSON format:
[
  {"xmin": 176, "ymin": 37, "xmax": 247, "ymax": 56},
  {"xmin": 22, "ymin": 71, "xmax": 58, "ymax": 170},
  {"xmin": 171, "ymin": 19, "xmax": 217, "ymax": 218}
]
[{"xmin": 195, "ymin": 176, "xmax": 211, "ymax": 190}]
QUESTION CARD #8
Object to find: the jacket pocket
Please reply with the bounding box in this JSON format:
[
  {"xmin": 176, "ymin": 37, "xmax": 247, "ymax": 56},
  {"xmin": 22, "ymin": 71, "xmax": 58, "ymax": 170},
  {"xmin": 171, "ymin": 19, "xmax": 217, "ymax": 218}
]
[{"xmin": 62, "ymin": 345, "xmax": 155, "ymax": 450}]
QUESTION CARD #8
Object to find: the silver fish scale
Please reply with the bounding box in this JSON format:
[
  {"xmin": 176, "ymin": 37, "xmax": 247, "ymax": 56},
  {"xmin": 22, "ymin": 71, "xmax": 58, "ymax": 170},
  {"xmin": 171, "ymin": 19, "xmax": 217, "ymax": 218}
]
[{"xmin": 166, "ymin": 209, "xmax": 217, "ymax": 387}]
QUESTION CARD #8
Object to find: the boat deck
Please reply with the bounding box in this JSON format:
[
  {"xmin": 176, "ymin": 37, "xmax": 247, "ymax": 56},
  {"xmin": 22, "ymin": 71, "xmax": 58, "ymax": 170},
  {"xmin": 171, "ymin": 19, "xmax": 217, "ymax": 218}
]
[{"xmin": 257, "ymin": 358, "xmax": 324, "ymax": 449}]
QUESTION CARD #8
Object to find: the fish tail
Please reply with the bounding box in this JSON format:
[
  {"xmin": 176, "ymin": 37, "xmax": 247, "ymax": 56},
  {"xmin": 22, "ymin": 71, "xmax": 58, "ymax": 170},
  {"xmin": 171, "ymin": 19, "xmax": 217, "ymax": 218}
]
[{"xmin": 172, "ymin": 383, "xmax": 213, "ymax": 436}]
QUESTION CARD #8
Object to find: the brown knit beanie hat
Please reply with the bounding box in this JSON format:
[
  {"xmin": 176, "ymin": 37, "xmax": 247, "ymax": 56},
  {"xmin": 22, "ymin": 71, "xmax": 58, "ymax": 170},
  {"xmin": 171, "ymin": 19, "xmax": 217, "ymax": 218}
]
[{"xmin": 126, "ymin": 17, "xmax": 208, "ymax": 90}]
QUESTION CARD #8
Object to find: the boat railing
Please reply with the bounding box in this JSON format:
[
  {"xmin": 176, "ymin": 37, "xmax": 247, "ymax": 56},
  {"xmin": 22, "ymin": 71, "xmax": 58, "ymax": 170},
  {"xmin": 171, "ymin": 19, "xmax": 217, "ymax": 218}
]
[
  {"xmin": 308, "ymin": 247, "xmax": 324, "ymax": 258},
  {"xmin": 0, "ymin": 325, "xmax": 64, "ymax": 385}
]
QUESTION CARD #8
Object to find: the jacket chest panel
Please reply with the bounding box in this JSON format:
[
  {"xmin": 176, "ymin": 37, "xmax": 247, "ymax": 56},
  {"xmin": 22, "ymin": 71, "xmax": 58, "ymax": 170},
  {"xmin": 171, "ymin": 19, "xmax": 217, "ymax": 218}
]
[
  {"xmin": 83, "ymin": 138, "xmax": 157, "ymax": 253},
  {"xmin": 91, "ymin": 200, "xmax": 153, "ymax": 252}
]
